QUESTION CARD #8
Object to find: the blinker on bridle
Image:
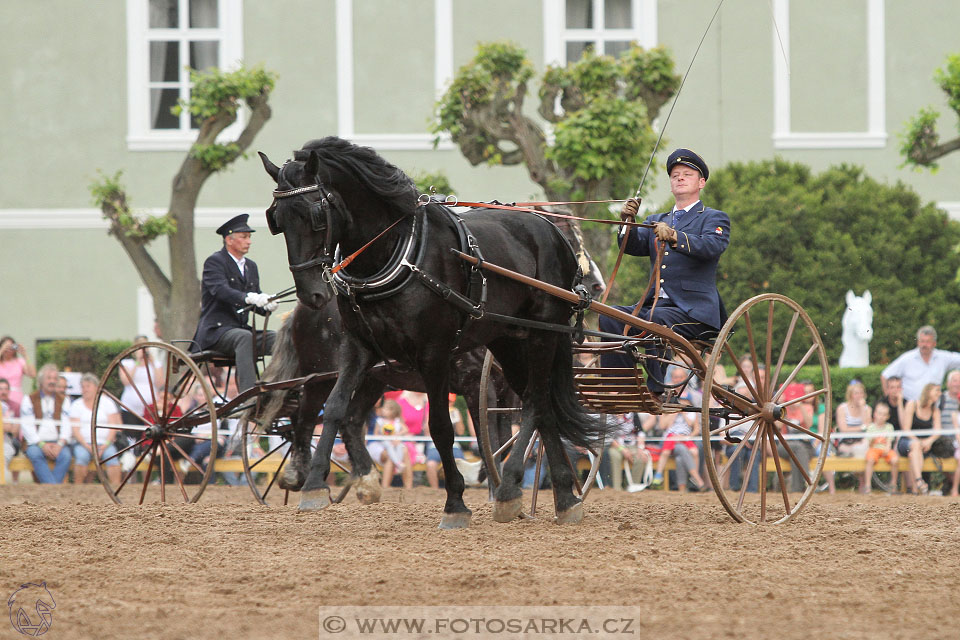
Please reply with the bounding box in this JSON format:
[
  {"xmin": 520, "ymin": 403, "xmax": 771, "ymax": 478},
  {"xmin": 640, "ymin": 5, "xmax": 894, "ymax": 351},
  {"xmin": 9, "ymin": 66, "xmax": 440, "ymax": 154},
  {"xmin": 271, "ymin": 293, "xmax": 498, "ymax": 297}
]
[{"xmin": 268, "ymin": 170, "xmax": 337, "ymax": 273}]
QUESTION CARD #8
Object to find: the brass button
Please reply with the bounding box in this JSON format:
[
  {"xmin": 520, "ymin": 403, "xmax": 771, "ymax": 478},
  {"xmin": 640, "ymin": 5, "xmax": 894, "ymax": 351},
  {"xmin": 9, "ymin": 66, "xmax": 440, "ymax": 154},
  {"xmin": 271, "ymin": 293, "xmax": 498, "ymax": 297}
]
[
  {"xmin": 661, "ymin": 265, "xmax": 666, "ymax": 269},
  {"xmin": 664, "ymin": 251, "xmax": 669, "ymax": 256},
  {"xmin": 659, "ymin": 278, "xmax": 664, "ymax": 283}
]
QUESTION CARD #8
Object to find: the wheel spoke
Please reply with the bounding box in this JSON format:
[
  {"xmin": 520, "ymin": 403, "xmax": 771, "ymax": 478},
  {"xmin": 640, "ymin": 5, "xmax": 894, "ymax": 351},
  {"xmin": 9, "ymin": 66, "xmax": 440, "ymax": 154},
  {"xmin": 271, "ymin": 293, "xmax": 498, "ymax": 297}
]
[
  {"xmin": 709, "ymin": 384, "xmax": 760, "ymax": 414},
  {"xmin": 169, "ymin": 439, "xmax": 206, "ymax": 475},
  {"xmin": 530, "ymin": 444, "xmax": 544, "ymax": 517},
  {"xmin": 98, "ymin": 435, "xmax": 148, "ymax": 465},
  {"xmin": 262, "ymin": 447, "xmax": 292, "ymax": 501},
  {"xmin": 160, "ymin": 440, "xmax": 190, "ymax": 502},
  {"xmin": 770, "ymin": 311, "xmax": 799, "ymax": 393},
  {"xmin": 723, "ymin": 343, "xmax": 761, "ymax": 404},
  {"xmin": 118, "ymin": 359, "xmax": 154, "ymax": 423},
  {"xmin": 778, "ymin": 417, "xmax": 825, "ymax": 443},
  {"xmin": 767, "ymin": 429, "xmax": 792, "ymax": 513},
  {"xmin": 760, "ymin": 427, "xmax": 768, "ymax": 522},
  {"xmin": 719, "ymin": 419, "xmax": 762, "ymax": 478},
  {"xmin": 98, "ymin": 387, "xmax": 148, "ymax": 428},
  {"xmin": 158, "ymin": 442, "xmax": 167, "ymax": 502},
  {"xmin": 709, "ymin": 413, "xmax": 761, "ymax": 437},
  {"xmin": 249, "ymin": 440, "xmax": 289, "ymax": 471},
  {"xmin": 770, "ymin": 427, "xmax": 813, "ymax": 485},
  {"xmin": 743, "ymin": 309, "xmax": 764, "ymax": 401},
  {"xmin": 115, "ymin": 441, "xmax": 154, "ymax": 494},
  {"xmin": 764, "ymin": 300, "xmax": 774, "ymax": 398},
  {"xmin": 138, "ymin": 445, "xmax": 158, "ymax": 505},
  {"xmin": 778, "ymin": 388, "xmax": 827, "ymax": 410},
  {"xmin": 737, "ymin": 432, "xmax": 763, "ymax": 512},
  {"xmin": 493, "ymin": 431, "xmax": 520, "ymax": 459},
  {"xmin": 772, "ymin": 343, "xmax": 820, "ymax": 403}
]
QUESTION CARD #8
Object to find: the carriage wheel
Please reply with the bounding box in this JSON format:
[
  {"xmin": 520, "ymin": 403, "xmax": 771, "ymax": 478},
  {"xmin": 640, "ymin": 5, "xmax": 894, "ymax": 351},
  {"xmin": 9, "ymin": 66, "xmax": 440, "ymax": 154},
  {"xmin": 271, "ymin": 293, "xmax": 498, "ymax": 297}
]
[
  {"xmin": 92, "ymin": 342, "xmax": 217, "ymax": 504},
  {"xmin": 240, "ymin": 417, "xmax": 350, "ymax": 506},
  {"xmin": 478, "ymin": 350, "xmax": 604, "ymax": 518},
  {"xmin": 701, "ymin": 294, "xmax": 832, "ymax": 524}
]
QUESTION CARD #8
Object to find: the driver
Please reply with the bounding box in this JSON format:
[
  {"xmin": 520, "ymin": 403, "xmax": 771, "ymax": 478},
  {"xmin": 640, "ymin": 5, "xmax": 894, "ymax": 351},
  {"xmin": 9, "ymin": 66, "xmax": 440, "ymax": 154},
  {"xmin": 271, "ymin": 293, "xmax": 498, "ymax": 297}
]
[
  {"xmin": 192, "ymin": 214, "xmax": 278, "ymax": 393},
  {"xmin": 599, "ymin": 149, "xmax": 730, "ymax": 397}
]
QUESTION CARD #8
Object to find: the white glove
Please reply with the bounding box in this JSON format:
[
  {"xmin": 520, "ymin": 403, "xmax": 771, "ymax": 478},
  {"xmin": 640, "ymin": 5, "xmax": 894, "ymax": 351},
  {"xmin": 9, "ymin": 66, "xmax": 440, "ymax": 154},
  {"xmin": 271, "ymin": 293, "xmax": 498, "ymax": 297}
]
[
  {"xmin": 265, "ymin": 300, "xmax": 279, "ymax": 312},
  {"xmin": 245, "ymin": 292, "xmax": 270, "ymax": 308}
]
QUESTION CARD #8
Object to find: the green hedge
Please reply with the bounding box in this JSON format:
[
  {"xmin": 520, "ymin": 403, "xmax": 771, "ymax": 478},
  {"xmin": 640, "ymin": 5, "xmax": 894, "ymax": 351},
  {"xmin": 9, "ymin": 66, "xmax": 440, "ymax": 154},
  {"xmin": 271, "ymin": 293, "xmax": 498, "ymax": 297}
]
[{"xmin": 36, "ymin": 340, "xmax": 131, "ymax": 377}]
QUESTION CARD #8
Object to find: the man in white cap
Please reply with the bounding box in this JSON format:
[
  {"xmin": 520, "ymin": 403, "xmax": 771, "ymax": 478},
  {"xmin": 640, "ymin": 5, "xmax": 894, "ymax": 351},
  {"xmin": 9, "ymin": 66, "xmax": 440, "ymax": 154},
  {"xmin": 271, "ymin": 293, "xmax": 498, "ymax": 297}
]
[{"xmin": 192, "ymin": 214, "xmax": 277, "ymax": 392}]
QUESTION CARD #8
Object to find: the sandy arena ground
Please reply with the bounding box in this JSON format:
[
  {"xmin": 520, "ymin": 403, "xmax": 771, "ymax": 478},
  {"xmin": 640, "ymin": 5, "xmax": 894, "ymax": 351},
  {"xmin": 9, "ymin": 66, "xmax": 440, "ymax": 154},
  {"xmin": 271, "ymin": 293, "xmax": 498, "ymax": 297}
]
[{"xmin": 1, "ymin": 483, "xmax": 959, "ymax": 639}]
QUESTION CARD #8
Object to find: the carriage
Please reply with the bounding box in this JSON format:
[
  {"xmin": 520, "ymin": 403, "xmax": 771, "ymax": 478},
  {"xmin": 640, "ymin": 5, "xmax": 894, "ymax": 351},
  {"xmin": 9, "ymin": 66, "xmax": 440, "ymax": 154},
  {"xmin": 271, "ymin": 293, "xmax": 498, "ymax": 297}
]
[{"xmin": 91, "ymin": 136, "xmax": 833, "ymax": 527}]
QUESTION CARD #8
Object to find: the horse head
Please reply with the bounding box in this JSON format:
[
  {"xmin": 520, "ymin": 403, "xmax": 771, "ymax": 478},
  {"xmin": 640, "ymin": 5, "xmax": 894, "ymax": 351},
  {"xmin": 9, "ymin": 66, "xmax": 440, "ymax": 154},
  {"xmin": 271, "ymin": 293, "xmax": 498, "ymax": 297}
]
[
  {"xmin": 260, "ymin": 137, "xmax": 419, "ymax": 309},
  {"xmin": 843, "ymin": 289, "xmax": 874, "ymax": 343}
]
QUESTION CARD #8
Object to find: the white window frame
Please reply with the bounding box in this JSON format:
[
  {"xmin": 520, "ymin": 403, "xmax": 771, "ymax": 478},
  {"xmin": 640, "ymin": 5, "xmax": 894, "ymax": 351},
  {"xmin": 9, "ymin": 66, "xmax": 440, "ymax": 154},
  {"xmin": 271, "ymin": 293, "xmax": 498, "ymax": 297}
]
[
  {"xmin": 772, "ymin": 0, "xmax": 886, "ymax": 149},
  {"xmin": 335, "ymin": 0, "xmax": 453, "ymax": 150},
  {"xmin": 543, "ymin": 0, "xmax": 657, "ymax": 67},
  {"xmin": 126, "ymin": 0, "xmax": 244, "ymax": 151}
]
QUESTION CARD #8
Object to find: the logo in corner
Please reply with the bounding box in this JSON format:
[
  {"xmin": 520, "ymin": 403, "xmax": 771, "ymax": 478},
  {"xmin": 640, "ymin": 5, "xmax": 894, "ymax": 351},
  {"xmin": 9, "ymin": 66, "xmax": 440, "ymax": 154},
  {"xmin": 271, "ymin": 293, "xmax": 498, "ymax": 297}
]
[{"xmin": 8, "ymin": 582, "xmax": 56, "ymax": 636}]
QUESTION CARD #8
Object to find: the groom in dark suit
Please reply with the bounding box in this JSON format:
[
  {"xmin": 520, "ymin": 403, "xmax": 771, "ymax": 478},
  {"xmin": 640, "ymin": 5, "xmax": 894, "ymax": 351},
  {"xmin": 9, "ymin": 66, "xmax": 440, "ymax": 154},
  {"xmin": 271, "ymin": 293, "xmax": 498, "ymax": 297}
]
[
  {"xmin": 600, "ymin": 148, "xmax": 730, "ymax": 394},
  {"xmin": 193, "ymin": 214, "xmax": 277, "ymax": 392}
]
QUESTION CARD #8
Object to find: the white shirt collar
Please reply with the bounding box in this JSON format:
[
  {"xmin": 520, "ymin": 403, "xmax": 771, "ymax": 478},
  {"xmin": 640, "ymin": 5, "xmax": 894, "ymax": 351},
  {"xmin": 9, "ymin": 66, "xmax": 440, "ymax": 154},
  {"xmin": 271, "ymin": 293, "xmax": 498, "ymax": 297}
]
[{"xmin": 672, "ymin": 200, "xmax": 701, "ymax": 214}]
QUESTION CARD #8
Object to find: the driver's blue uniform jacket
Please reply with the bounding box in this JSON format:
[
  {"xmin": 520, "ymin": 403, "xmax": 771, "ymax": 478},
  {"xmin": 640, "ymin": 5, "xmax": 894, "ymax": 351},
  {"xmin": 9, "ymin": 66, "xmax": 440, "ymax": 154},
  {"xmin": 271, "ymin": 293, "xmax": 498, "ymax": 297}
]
[{"xmin": 621, "ymin": 201, "xmax": 730, "ymax": 330}]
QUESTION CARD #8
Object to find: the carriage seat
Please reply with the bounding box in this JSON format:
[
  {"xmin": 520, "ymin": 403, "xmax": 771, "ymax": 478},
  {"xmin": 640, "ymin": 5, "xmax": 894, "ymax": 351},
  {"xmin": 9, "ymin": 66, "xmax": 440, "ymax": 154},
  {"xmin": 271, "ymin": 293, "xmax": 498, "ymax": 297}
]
[{"xmin": 190, "ymin": 349, "xmax": 236, "ymax": 367}]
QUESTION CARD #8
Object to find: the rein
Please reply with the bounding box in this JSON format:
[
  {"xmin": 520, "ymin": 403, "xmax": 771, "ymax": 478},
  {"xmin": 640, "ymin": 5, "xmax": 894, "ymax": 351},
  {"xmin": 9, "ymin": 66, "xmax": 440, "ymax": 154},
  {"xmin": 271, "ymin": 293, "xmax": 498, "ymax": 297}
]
[{"xmin": 450, "ymin": 199, "xmax": 654, "ymax": 230}]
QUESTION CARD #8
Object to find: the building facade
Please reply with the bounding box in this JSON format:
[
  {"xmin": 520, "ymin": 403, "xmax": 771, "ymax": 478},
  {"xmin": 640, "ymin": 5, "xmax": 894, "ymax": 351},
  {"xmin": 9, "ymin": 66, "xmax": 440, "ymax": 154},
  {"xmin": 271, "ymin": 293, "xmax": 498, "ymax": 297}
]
[{"xmin": 1, "ymin": 0, "xmax": 957, "ymax": 357}]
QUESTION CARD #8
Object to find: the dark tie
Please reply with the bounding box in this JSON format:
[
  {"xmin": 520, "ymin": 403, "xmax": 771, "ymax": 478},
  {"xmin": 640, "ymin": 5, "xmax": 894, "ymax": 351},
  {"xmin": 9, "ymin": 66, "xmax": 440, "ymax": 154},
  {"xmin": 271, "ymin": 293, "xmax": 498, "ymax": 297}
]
[{"xmin": 673, "ymin": 208, "xmax": 685, "ymax": 227}]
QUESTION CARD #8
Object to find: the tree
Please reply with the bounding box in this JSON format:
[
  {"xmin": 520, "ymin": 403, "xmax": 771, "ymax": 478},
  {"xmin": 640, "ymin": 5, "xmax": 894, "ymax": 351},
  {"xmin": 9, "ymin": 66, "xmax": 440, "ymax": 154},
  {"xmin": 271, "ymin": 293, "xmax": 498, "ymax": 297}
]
[
  {"xmin": 614, "ymin": 159, "xmax": 960, "ymax": 362},
  {"xmin": 431, "ymin": 41, "xmax": 679, "ymax": 268},
  {"xmin": 900, "ymin": 53, "xmax": 960, "ymax": 169},
  {"xmin": 90, "ymin": 65, "xmax": 276, "ymax": 341}
]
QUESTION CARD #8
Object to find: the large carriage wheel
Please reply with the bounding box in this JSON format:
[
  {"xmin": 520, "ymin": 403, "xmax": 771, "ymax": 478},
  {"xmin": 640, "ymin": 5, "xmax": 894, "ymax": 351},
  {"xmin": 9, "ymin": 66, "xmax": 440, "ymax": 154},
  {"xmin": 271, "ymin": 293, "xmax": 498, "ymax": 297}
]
[
  {"xmin": 241, "ymin": 416, "xmax": 350, "ymax": 506},
  {"xmin": 478, "ymin": 350, "xmax": 604, "ymax": 519},
  {"xmin": 92, "ymin": 342, "xmax": 218, "ymax": 504},
  {"xmin": 701, "ymin": 294, "xmax": 832, "ymax": 524}
]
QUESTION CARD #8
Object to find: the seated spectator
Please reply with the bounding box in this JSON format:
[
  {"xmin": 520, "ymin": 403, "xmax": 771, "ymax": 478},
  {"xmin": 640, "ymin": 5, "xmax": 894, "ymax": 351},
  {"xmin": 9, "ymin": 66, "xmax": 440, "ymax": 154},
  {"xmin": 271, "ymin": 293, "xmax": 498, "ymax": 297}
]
[
  {"xmin": 824, "ymin": 380, "xmax": 871, "ymax": 494},
  {"xmin": 608, "ymin": 412, "xmax": 653, "ymax": 491},
  {"xmin": 19, "ymin": 364, "xmax": 72, "ymax": 484},
  {"xmin": 396, "ymin": 390, "xmax": 428, "ymax": 477},
  {"xmin": 899, "ymin": 382, "xmax": 942, "ymax": 494},
  {"xmin": 0, "ymin": 336, "xmax": 36, "ymax": 408},
  {"xmin": 424, "ymin": 393, "xmax": 467, "ymax": 489},
  {"xmin": 775, "ymin": 381, "xmax": 815, "ymax": 493},
  {"xmin": 70, "ymin": 373, "xmax": 122, "ymax": 485},
  {"xmin": 862, "ymin": 402, "xmax": 898, "ymax": 494},
  {"xmin": 368, "ymin": 399, "xmax": 413, "ymax": 489},
  {"xmin": 933, "ymin": 370, "xmax": 960, "ymax": 459},
  {"xmin": 1, "ymin": 378, "xmax": 22, "ymax": 481},
  {"xmin": 651, "ymin": 396, "xmax": 706, "ymax": 492}
]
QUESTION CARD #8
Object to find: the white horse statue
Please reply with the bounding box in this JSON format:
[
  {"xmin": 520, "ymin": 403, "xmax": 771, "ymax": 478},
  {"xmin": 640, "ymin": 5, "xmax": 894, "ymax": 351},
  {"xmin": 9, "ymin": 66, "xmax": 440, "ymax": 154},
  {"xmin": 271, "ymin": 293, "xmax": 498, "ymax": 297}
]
[{"xmin": 839, "ymin": 290, "xmax": 873, "ymax": 367}]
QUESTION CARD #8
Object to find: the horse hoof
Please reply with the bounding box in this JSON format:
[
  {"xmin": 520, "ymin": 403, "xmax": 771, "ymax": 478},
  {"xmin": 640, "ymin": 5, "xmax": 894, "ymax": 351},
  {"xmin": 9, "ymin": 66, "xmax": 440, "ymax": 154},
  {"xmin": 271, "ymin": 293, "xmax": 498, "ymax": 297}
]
[
  {"xmin": 555, "ymin": 502, "xmax": 584, "ymax": 525},
  {"xmin": 278, "ymin": 468, "xmax": 304, "ymax": 492},
  {"xmin": 438, "ymin": 511, "xmax": 472, "ymax": 529},
  {"xmin": 297, "ymin": 488, "xmax": 332, "ymax": 512},
  {"xmin": 355, "ymin": 470, "xmax": 382, "ymax": 505},
  {"xmin": 492, "ymin": 497, "xmax": 524, "ymax": 523}
]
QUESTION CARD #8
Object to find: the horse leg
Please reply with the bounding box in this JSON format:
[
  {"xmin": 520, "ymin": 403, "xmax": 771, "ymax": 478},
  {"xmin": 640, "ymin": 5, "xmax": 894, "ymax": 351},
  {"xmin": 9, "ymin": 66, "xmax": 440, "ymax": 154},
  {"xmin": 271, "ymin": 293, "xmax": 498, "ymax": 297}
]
[
  {"xmin": 279, "ymin": 378, "xmax": 331, "ymax": 491},
  {"xmin": 487, "ymin": 341, "xmax": 532, "ymax": 521},
  {"xmin": 338, "ymin": 378, "xmax": 386, "ymax": 505},
  {"xmin": 298, "ymin": 341, "xmax": 376, "ymax": 512},
  {"xmin": 420, "ymin": 367, "xmax": 472, "ymax": 528}
]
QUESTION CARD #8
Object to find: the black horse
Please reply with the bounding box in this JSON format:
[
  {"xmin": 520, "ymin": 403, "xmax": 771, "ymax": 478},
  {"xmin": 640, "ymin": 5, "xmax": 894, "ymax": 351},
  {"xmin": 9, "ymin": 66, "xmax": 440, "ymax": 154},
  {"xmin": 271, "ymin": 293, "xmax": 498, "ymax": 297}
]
[
  {"xmin": 254, "ymin": 222, "xmax": 604, "ymax": 503},
  {"xmin": 260, "ymin": 136, "xmax": 613, "ymax": 527}
]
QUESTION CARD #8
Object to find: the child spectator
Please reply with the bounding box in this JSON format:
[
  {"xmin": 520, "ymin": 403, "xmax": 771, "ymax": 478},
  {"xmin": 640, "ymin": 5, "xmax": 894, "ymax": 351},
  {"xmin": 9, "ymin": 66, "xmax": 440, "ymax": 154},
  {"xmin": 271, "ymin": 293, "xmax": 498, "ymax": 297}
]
[
  {"xmin": 368, "ymin": 399, "xmax": 413, "ymax": 489},
  {"xmin": 862, "ymin": 402, "xmax": 899, "ymax": 494}
]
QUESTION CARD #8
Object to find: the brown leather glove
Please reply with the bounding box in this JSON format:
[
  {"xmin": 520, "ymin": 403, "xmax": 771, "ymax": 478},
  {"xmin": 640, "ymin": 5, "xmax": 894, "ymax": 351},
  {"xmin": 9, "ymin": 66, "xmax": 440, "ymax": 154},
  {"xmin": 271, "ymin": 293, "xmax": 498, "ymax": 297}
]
[
  {"xmin": 620, "ymin": 197, "xmax": 640, "ymax": 221},
  {"xmin": 654, "ymin": 221, "xmax": 677, "ymax": 244}
]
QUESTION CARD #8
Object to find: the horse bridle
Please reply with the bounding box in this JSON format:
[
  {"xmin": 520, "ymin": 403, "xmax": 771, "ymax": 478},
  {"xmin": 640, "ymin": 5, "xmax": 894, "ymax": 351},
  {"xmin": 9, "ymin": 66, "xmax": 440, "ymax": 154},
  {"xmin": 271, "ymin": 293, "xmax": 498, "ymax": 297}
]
[{"xmin": 268, "ymin": 168, "xmax": 339, "ymax": 274}]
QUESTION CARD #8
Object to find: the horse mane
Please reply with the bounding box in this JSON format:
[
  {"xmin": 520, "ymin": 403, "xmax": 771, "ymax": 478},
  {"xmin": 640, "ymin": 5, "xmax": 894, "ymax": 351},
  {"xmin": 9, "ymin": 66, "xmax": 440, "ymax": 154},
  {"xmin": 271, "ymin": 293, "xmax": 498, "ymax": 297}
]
[{"xmin": 295, "ymin": 137, "xmax": 419, "ymax": 213}]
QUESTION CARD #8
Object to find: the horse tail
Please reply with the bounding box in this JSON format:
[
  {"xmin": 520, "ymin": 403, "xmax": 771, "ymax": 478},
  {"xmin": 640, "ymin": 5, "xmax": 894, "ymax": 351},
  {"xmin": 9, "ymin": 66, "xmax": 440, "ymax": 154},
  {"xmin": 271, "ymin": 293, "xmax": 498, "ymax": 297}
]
[
  {"xmin": 549, "ymin": 336, "xmax": 615, "ymax": 448},
  {"xmin": 243, "ymin": 313, "xmax": 300, "ymax": 426}
]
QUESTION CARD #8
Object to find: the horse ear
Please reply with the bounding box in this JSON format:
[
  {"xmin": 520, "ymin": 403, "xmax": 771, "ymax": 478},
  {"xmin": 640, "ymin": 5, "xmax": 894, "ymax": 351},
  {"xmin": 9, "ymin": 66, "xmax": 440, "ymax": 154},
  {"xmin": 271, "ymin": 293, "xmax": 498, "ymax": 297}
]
[
  {"xmin": 259, "ymin": 152, "xmax": 281, "ymax": 183},
  {"xmin": 304, "ymin": 149, "xmax": 321, "ymax": 178},
  {"xmin": 846, "ymin": 289, "xmax": 855, "ymax": 305},
  {"xmin": 863, "ymin": 290, "xmax": 872, "ymax": 304}
]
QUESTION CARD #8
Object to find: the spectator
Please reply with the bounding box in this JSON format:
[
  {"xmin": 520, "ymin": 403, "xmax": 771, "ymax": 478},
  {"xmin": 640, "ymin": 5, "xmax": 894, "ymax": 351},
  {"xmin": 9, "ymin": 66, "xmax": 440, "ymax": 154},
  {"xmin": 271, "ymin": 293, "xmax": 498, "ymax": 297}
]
[
  {"xmin": 880, "ymin": 376, "xmax": 908, "ymax": 434},
  {"xmin": 775, "ymin": 382, "xmax": 815, "ymax": 493},
  {"xmin": 118, "ymin": 336, "xmax": 161, "ymax": 427},
  {"xmin": 69, "ymin": 373, "xmax": 122, "ymax": 485},
  {"xmin": 424, "ymin": 393, "xmax": 466, "ymax": 489},
  {"xmin": 862, "ymin": 402, "xmax": 899, "ymax": 494},
  {"xmin": 368, "ymin": 399, "xmax": 413, "ymax": 489},
  {"xmin": 396, "ymin": 390, "xmax": 428, "ymax": 476},
  {"xmin": 933, "ymin": 370, "xmax": 960, "ymax": 459},
  {"xmin": 608, "ymin": 412, "xmax": 653, "ymax": 491},
  {"xmin": 899, "ymin": 382, "xmax": 942, "ymax": 494},
  {"xmin": 881, "ymin": 326, "xmax": 960, "ymax": 401},
  {"xmin": 19, "ymin": 363, "xmax": 72, "ymax": 484},
  {"xmin": 0, "ymin": 336, "xmax": 36, "ymax": 407},
  {"xmin": 651, "ymin": 397, "xmax": 707, "ymax": 491},
  {"xmin": 824, "ymin": 380, "xmax": 871, "ymax": 493},
  {"xmin": 1, "ymin": 378, "xmax": 21, "ymax": 481}
]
